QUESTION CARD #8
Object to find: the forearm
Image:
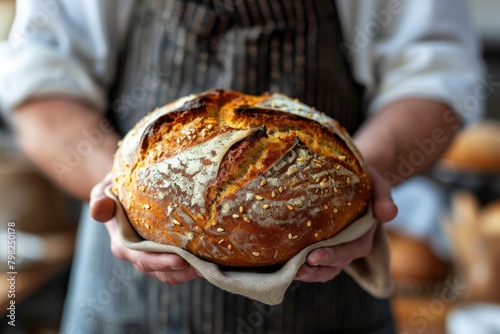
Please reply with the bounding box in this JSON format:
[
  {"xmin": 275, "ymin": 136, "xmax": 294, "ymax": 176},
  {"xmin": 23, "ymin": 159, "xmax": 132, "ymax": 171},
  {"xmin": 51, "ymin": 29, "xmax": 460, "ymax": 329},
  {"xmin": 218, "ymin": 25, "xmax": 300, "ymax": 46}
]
[
  {"xmin": 354, "ymin": 98, "xmax": 460, "ymax": 185},
  {"xmin": 12, "ymin": 98, "xmax": 120, "ymax": 200}
]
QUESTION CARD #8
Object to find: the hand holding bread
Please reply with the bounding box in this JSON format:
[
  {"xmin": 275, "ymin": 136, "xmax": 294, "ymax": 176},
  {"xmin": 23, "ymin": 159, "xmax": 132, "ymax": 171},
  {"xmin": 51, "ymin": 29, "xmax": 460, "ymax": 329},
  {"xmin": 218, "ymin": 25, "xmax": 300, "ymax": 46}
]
[
  {"xmin": 90, "ymin": 89, "xmax": 397, "ymax": 285},
  {"xmin": 111, "ymin": 90, "xmax": 371, "ymax": 267}
]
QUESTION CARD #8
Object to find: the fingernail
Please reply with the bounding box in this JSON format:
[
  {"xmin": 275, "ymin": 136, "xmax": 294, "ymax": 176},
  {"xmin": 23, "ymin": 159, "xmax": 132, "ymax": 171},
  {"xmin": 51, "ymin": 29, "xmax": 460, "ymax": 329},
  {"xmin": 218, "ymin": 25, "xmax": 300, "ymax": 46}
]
[
  {"xmin": 93, "ymin": 194, "xmax": 109, "ymax": 203},
  {"xmin": 309, "ymin": 254, "xmax": 325, "ymax": 266},
  {"xmin": 171, "ymin": 266, "xmax": 185, "ymax": 270}
]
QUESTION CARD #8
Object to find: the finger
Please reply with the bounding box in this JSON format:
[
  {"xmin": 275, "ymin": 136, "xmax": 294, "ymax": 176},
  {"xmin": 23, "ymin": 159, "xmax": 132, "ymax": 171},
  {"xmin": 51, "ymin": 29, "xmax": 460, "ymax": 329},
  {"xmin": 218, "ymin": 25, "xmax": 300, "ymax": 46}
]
[
  {"xmin": 306, "ymin": 223, "xmax": 377, "ymax": 267},
  {"xmin": 295, "ymin": 262, "xmax": 319, "ymax": 279},
  {"xmin": 133, "ymin": 252, "xmax": 190, "ymax": 272},
  {"xmin": 103, "ymin": 218, "xmax": 118, "ymax": 235},
  {"xmin": 306, "ymin": 247, "xmax": 353, "ymax": 268},
  {"xmin": 90, "ymin": 172, "xmax": 116, "ymax": 222},
  {"xmin": 102, "ymin": 218, "xmax": 190, "ymax": 272},
  {"xmin": 369, "ymin": 167, "xmax": 398, "ymax": 223},
  {"xmin": 152, "ymin": 266, "xmax": 202, "ymax": 286},
  {"xmin": 111, "ymin": 240, "xmax": 190, "ymax": 272},
  {"xmin": 90, "ymin": 196, "xmax": 116, "ymax": 222},
  {"xmin": 89, "ymin": 172, "xmax": 113, "ymax": 199},
  {"xmin": 295, "ymin": 264, "xmax": 342, "ymax": 283}
]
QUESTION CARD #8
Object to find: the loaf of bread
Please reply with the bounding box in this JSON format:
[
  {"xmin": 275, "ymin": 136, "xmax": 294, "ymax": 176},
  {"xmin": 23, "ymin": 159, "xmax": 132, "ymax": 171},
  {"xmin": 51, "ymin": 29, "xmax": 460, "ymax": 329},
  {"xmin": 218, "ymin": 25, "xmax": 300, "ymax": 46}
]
[
  {"xmin": 112, "ymin": 89, "xmax": 371, "ymax": 267},
  {"xmin": 439, "ymin": 121, "xmax": 500, "ymax": 173}
]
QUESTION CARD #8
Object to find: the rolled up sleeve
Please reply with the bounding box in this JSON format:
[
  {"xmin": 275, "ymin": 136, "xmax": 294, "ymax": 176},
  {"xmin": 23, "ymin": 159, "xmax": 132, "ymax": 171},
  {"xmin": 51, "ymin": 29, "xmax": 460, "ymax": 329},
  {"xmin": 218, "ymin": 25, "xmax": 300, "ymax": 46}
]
[
  {"xmin": 338, "ymin": 0, "xmax": 487, "ymax": 125},
  {"xmin": 0, "ymin": 0, "xmax": 134, "ymax": 116},
  {"xmin": 368, "ymin": 0, "xmax": 486, "ymax": 124}
]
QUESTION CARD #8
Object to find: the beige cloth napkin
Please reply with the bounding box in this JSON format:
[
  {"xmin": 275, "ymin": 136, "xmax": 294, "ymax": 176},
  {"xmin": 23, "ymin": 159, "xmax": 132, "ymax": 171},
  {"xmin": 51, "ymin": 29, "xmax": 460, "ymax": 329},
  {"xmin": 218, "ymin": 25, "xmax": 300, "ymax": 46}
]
[{"xmin": 105, "ymin": 186, "xmax": 392, "ymax": 305}]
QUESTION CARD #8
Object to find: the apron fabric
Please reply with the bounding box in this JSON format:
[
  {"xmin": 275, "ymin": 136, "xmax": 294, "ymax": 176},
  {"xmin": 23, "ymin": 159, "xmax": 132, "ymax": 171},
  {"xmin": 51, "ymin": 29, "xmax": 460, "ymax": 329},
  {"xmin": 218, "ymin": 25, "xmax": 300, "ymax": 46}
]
[
  {"xmin": 62, "ymin": 1, "xmax": 394, "ymax": 333},
  {"xmin": 109, "ymin": 0, "xmax": 366, "ymax": 136}
]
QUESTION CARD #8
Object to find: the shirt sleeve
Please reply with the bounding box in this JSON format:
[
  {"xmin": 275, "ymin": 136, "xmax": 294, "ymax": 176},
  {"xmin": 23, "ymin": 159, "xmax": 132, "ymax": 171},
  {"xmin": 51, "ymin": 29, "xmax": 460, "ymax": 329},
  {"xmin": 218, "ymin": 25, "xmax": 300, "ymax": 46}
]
[
  {"xmin": 0, "ymin": 0, "xmax": 135, "ymax": 115},
  {"xmin": 337, "ymin": 0, "xmax": 486, "ymax": 125}
]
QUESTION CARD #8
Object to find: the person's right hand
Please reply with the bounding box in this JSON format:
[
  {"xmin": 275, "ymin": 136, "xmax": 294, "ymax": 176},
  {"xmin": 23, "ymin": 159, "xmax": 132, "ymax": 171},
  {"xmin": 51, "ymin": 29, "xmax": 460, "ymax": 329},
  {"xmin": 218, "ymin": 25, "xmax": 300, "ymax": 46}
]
[{"xmin": 90, "ymin": 173, "xmax": 201, "ymax": 286}]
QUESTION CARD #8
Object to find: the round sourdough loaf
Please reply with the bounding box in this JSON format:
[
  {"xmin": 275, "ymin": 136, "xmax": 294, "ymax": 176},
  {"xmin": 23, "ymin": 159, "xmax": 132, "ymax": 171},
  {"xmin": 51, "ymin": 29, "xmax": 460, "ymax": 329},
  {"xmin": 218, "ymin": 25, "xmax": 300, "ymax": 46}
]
[{"xmin": 112, "ymin": 89, "xmax": 371, "ymax": 267}]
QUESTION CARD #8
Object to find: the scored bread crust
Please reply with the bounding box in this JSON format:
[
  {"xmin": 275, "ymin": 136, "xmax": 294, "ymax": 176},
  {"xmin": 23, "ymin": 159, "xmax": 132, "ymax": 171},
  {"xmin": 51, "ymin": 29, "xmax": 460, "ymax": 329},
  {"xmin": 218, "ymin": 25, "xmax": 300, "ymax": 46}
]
[{"xmin": 112, "ymin": 89, "xmax": 371, "ymax": 267}]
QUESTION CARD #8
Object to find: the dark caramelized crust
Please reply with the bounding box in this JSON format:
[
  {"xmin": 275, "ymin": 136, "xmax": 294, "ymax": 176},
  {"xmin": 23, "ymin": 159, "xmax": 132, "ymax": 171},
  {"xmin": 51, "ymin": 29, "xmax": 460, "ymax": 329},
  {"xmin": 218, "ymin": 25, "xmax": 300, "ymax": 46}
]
[{"xmin": 112, "ymin": 89, "xmax": 371, "ymax": 267}]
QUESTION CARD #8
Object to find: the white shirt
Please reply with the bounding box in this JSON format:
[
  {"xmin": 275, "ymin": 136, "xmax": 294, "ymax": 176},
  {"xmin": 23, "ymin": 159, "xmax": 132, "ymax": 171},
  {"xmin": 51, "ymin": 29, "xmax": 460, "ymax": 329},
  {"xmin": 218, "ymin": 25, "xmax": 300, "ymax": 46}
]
[{"xmin": 0, "ymin": 0, "xmax": 485, "ymax": 123}]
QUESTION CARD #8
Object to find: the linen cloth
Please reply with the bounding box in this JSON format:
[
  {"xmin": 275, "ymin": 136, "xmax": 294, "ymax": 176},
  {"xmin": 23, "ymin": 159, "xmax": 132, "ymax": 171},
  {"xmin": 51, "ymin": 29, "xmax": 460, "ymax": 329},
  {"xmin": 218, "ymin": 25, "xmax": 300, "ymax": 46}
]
[{"xmin": 106, "ymin": 186, "xmax": 392, "ymax": 305}]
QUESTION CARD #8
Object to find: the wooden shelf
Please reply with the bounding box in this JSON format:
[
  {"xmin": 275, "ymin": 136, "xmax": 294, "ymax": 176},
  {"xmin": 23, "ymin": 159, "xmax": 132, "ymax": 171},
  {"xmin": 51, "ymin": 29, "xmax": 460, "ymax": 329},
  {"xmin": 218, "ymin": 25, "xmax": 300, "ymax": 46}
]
[
  {"xmin": 1, "ymin": 259, "xmax": 71, "ymax": 312},
  {"xmin": 1, "ymin": 229, "xmax": 76, "ymax": 313},
  {"xmin": 392, "ymin": 295, "xmax": 459, "ymax": 334}
]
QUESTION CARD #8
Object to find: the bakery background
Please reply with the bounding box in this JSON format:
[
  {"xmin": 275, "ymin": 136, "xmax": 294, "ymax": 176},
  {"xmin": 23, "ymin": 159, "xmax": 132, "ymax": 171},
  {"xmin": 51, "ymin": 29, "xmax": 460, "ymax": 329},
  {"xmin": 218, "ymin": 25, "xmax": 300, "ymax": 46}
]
[{"xmin": 0, "ymin": 1, "xmax": 499, "ymax": 333}]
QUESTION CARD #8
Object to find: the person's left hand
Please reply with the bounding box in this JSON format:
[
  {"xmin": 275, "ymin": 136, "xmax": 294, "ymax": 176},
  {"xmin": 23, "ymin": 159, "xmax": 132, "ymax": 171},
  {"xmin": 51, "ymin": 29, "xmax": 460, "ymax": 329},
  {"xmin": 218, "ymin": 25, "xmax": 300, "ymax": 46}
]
[
  {"xmin": 295, "ymin": 166, "xmax": 397, "ymax": 282},
  {"xmin": 90, "ymin": 173, "xmax": 202, "ymax": 286}
]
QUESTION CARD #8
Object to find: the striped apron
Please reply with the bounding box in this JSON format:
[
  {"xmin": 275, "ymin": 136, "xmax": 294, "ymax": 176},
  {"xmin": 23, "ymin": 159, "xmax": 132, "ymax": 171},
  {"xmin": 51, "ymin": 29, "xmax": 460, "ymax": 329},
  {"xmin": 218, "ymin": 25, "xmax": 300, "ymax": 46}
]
[{"xmin": 62, "ymin": 1, "xmax": 395, "ymax": 333}]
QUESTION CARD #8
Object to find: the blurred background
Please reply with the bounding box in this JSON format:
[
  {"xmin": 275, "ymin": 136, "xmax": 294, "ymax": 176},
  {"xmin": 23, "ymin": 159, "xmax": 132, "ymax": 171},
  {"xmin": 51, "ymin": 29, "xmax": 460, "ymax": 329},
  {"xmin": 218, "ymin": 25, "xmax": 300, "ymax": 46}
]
[
  {"xmin": 0, "ymin": 1, "xmax": 500, "ymax": 333},
  {"xmin": 1, "ymin": 1, "xmax": 79, "ymax": 333}
]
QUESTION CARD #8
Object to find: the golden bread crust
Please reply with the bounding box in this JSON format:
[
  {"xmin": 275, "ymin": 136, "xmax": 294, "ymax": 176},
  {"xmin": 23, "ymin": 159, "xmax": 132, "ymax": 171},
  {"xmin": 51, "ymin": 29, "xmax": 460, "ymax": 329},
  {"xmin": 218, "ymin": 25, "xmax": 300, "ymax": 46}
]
[{"xmin": 112, "ymin": 89, "xmax": 371, "ymax": 267}]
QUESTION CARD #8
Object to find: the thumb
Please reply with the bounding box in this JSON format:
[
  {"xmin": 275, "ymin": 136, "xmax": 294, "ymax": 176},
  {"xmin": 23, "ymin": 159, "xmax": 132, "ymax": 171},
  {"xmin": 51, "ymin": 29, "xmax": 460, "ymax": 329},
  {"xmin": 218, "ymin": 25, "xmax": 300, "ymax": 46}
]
[
  {"xmin": 90, "ymin": 195, "xmax": 116, "ymax": 223},
  {"xmin": 89, "ymin": 172, "xmax": 116, "ymax": 223},
  {"xmin": 368, "ymin": 166, "xmax": 398, "ymax": 223}
]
